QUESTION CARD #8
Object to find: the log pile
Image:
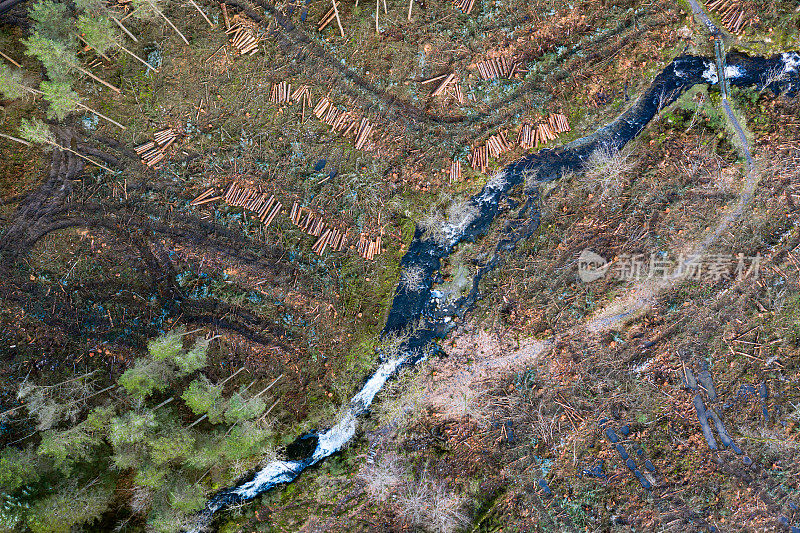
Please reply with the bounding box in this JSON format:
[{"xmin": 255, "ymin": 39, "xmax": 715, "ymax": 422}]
[
  {"xmin": 707, "ymin": 0, "xmax": 750, "ymax": 33},
  {"xmin": 547, "ymin": 112, "xmax": 570, "ymax": 134},
  {"xmin": 135, "ymin": 127, "xmax": 178, "ymax": 168},
  {"xmin": 356, "ymin": 232, "xmax": 382, "ymax": 260},
  {"xmin": 449, "ymin": 160, "xmax": 462, "ymax": 183},
  {"xmin": 452, "ymin": 0, "xmax": 475, "ymax": 14},
  {"xmin": 226, "ymin": 15, "xmax": 260, "ymax": 55},
  {"xmin": 486, "ymin": 130, "xmax": 512, "ymax": 158},
  {"xmin": 317, "ymin": 0, "xmax": 345, "ymax": 37},
  {"xmin": 224, "ymin": 183, "xmax": 282, "ymax": 226},
  {"xmin": 469, "ymin": 130, "xmax": 512, "ymax": 172},
  {"xmin": 470, "ymin": 144, "xmax": 488, "ymax": 173},
  {"xmin": 290, "ymin": 84, "xmax": 313, "ymax": 107},
  {"xmin": 312, "ymin": 226, "xmax": 347, "ymax": 255},
  {"xmin": 476, "ymin": 57, "xmax": 525, "ymax": 80},
  {"xmin": 289, "ymin": 201, "xmax": 348, "ymax": 254},
  {"xmin": 517, "ymin": 113, "xmax": 570, "ymax": 149},
  {"xmin": 189, "ymin": 188, "xmax": 223, "ymax": 206},
  {"xmin": 353, "ymin": 117, "xmax": 374, "ymax": 150},
  {"xmin": 313, "ymin": 96, "xmax": 374, "ymax": 150},
  {"xmin": 421, "ymin": 73, "xmax": 464, "ymax": 103},
  {"xmin": 270, "ymin": 81, "xmax": 292, "ymax": 104}
]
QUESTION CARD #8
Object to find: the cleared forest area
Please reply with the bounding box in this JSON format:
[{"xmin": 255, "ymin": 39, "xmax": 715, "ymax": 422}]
[{"xmin": 1, "ymin": 0, "xmax": 799, "ymax": 531}]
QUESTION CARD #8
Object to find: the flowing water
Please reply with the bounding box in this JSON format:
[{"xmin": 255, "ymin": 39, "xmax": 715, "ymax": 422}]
[{"xmin": 196, "ymin": 51, "xmax": 800, "ymax": 526}]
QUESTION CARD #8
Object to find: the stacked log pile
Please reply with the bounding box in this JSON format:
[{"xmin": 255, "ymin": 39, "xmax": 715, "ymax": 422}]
[
  {"xmin": 224, "ymin": 183, "xmax": 282, "ymax": 226},
  {"xmin": 356, "ymin": 232, "xmax": 382, "ymax": 260},
  {"xmin": 449, "ymin": 160, "xmax": 462, "ymax": 183},
  {"xmin": 290, "ymin": 85, "xmax": 313, "ymax": 107},
  {"xmin": 707, "ymin": 0, "xmax": 750, "ymax": 33},
  {"xmin": 189, "ymin": 188, "xmax": 223, "ymax": 206},
  {"xmin": 517, "ymin": 113, "xmax": 569, "ymax": 149},
  {"xmin": 188, "ymin": 187, "xmax": 376, "ymax": 258},
  {"xmin": 135, "ymin": 127, "xmax": 178, "ymax": 168},
  {"xmin": 486, "ymin": 130, "xmax": 512, "ymax": 158},
  {"xmin": 313, "ymin": 96, "xmax": 373, "ymax": 150},
  {"xmin": 476, "ymin": 56, "xmax": 526, "ymax": 80},
  {"xmin": 312, "ymin": 227, "xmax": 347, "ymax": 255},
  {"xmin": 470, "ymin": 144, "xmax": 488, "ymax": 173},
  {"xmin": 420, "ymin": 73, "xmax": 464, "ymax": 103},
  {"xmin": 270, "ymin": 81, "xmax": 292, "ymax": 104},
  {"xmin": 452, "ymin": 0, "xmax": 475, "ymax": 14},
  {"xmin": 225, "ymin": 15, "xmax": 260, "ymax": 55},
  {"xmin": 289, "ymin": 201, "xmax": 348, "ymax": 254},
  {"xmin": 469, "ymin": 130, "xmax": 512, "ymax": 172}
]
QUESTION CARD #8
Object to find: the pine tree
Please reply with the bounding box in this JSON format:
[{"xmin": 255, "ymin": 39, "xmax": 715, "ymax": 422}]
[
  {"xmin": 181, "ymin": 376, "xmax": 222, "ymax": 415},
  {"xmin": 0, "ymin": 63, "xmax": 27, "ymax": 99},
  {"xmin": 73, "ymin": 0, "xmax": 106, "ymax": 12},
  {"xmin": 147, "ymin": 329, "xmax": 184, "ymax": 361},
  {"xmin": 118, "ymin": 358, "xmax": 172, "ymax": 399},
  {"xmin": 78, "ymin": 14, "xmax": 157, "ymax": 72},
  {"xmin": 23, "ymin": 33, "xmax": 120, "ymax": 92},
  {"xmin": 39, "ymin": 80, "xmax": 79, "ymax": 120},
  {"xmin": 174, "ymin": 338, "xmax": 208, "ymax": 374},
  {"xmin": 77, "ymin": 14, "xmax": 117, "ymax": 56},
  {"xmin": 28, "ymin": 0, "xmax": 72, "ymax": 42},
  {"xmin": 19, "ymin": 117, "xmax": 56, "ymax": 146},
  {"xmin": 21, "ymin": 34, "xmax": 76, "ymax": 83}
]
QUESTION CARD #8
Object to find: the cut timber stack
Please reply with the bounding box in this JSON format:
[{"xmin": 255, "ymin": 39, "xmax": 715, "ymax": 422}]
[
  {"xmin": 476, "ymin": 57, "xmax": 526, "ymax": 80},
  {"xmin": 290, "ymin": 85, "xmax": 312, "ymax": 107},
  {"xmin": 431, "ymin": 73, "xmax": 457, "ymax": 97},
  {"xmin": 354, "ymin": 117, "xmax": 373, "ymax": 150},
  {"xmin": 289, "ymin": 201, "xmax": 348, "ymax": 253},
  {"xmin": 449, "ymin": 160, "xmax": 462, "ymax": 183},
  {"xmin": 547, "ymin": 112, "xmax": 570, "ymax": 134},
  {"xmin": 517, "ymin": 113, "xmax": 569, "ymax": 149},
  {"xmin": 226, "ymin": 16, "xmax": 259, "ymax": 55},
  {"xmin": 517, "ymin": 122, "xmax": 536, "ymax": 149},
  {"xmin": 420, "ymin": 73, "xmax": 463, "ymax": 103},
  {"xmin": 189, "ymin": 188, "xmax": 223, "ymax": 206},
  {"xmin": 270, "ymin": 81, "xmax": 292, "ymax": 104},
  {"xmin": 356, "ymin": 232, "xmax": 382, "ymax": 260},
  {"xmin": 135, "ymin": 127, "xmax": 178, "ymax": 168},
  {"xmin": 224, "ymin": 182, "xmax": 282, "ymax": 227},
  {"xmin": 311, "ymin": 226, "xmax": 347, "ymax": 255},
  {"xmin": 707, "ymin": 0, "xmax": 750, "ymax": 33},
  {"xmin": 313, "ymin": 96, "xmax": 372, "ymax": 148},
  {"xmin": 470, "ymin": 144, "xmax": 488, "ymax": 173},
  {"xmin": 486, "ymin": 130, "xmax": 512, "ymax": 158},
  {"xmin": 452, "ymin": 0, "xmax": 475, "ymax": 14}
]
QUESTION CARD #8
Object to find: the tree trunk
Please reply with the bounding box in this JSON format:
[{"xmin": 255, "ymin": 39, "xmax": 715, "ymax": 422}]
[
  {"xmin": 73, "ymin": 64, "xmax": 121, "ymax": 93},
  {"xmin": 188, "ymin": 0, "xmax": 214, "ymax": 27},
  {"xmin": 146, "ymin": 0, "xmax": 190, "ymax": 45},
  {"xmin": 117, "ymin": 42, "xmax": 158, "ymax": 72},
  {"xmin": 48, "ymin": 141, "xmax": 116, "ymax": 173},
  {"xmin": 110, "ymin": 14, "xmax": 139, "ymax": 42},
  {"xmin": 0, "ymin": 132, "xmax": 31, "ymax": 146}
]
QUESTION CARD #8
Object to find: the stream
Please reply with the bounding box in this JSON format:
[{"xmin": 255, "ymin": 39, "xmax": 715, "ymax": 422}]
[{"xmin": 196, "ymin": 51, "xmax": 800, "ymax": 525}]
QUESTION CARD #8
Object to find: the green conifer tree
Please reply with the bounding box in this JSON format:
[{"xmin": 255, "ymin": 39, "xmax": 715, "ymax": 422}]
[{"xmin": 39, "ymin": 80, "xmax": 79, "ymax": 120}]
